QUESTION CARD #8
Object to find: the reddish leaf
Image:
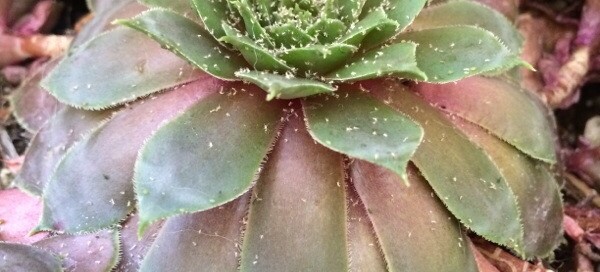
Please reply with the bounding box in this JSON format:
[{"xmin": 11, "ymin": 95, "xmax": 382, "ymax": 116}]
[
  {"xmin": 0, "ymin": 242, "xmax": 61, "ymax": 271},
  {"xmin": 10, "ymin": 58, "xmax": 62, "ymax": 132},
  {"xmin": 116, "ymin": 214, "xmax": 162, "ymax": 272},
  {"xmin": 34, "ymin": 230, "xmax": 120, "ymax": 272},
  {"xmin": 15, "ymin": 107, "xmax": 111, "ymax": 195},
  {"xmin": 469, "ymin": 239, "xmax": 501, "ymax": 272},
  {"xmin": 414, "ymin": 76, "xmax": 557, "ymax": 163},
  {"xmin": 0, "ymin": 189, "xmax": 47, "ymax": 244},
  {"xmin": 347, "ymin": 186, "xmax": 387, "ymax": 272},
  {"xmin": 38, "ymin": 76, "xmax": 222, "ymax": 233},
  {"xmin": 140, "ymin": 195, "xmax": 249, "ymax": 271},
  {"xmin": 351, "ymin": 162, "xmax": 478, "ymax": 272},
  {"xmin": 240, "ymin": 115, "xmax": 348, "ymax": 271}
]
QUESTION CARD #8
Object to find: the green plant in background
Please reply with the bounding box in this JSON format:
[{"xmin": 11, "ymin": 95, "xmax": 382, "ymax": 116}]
[{"xmin": 1, "ymin": 0, "xmax": 564, "ymax": 271}]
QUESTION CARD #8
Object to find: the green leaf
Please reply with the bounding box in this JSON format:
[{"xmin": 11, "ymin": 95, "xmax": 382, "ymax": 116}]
[
  {"xmin": 43, "ymin": 27, "xmax": 204, "ymax": 109},
  {"xmin": 34, "ymin": 230, "xmax": 120, "ymax": 272},
  {"xmin": 135, "ymin": 86, "xmax": 284, "ymax": 234},
  {"xmin": 277, "ymin": 44, "xmax": 357, "ymax": 74},
  {"xmin": 119, "ymin": 9, "xmax": 249, "ymax": 80},
  {"xmin": 412, "ymin": 0, "xmax": 523, "ymax": 54},
  {"xmin": 451, "ymin": 119, "xmax": 563, "ymax": 258},
  {"xmin": 240, "ymin": 115, "xmax": 348, "ymax": 271},
  {"xmin": 219, "ymin": 23, "xmax": 291, "ymax": 72},
  {"xmin": 338, "ymin": 8, "xmax": 397, "ymax": 48},
  {"xmin": 352, "ymin": 162, "xmax": 478, "ymax": 272},
  {"xmin": 306, "ymin": 18, "xmax": 347, "ymax": 44},
  {"xmin": 139, "ymin": 196, "xmax": 249, "ymax": 272},
  {"xmin": 0, "ymin": 243, "xmax": 62, "ymax": 272},
  {"xmin": 369, "ymin": 81, "xmax": 523, "ymax": 251},
  {"xmin": 253, "ymin": 0, "xmax": 274, "ymax": 24},
  {"xmin": 37, "ymin": 79, "xmax": 221, "ymax": 233},
  {"xmin": 361, "ymin": 0, "xmax": 427, "ymax": 31},
  {"xmin": 231, "ymin": 0, "xmax": 274, "ymax": 47},
  {"xmin": 15, "ymin": 108, "xmax": 110, "ymax": 196},
  {"xmin": 303, "ymin": 89, "xmax": 423, "ymax": 183},
  {"xmin": 325, "ymin": 42, "xmax": 427, "ymax": 82},
  {"xmin": 235, "ymin": 70, "xmax": 335, "ymax": 100},
  {"xmin": 398, "ymin": 26, "xmax": 521, "ymax": 83},
  {"xmin": 267, "ymin": 23, "xmax": 313, "ymax": 48},
  {"xmin": 415, "ymin": 76, "xmax": 557, "ymax": 163},
  {"xmin": 326, "ymin": 0, "xmax": 366, "ymax": 24},
  {"xmin": 191, "ymin": 0, "xmax": 230, "ymax": 39}
]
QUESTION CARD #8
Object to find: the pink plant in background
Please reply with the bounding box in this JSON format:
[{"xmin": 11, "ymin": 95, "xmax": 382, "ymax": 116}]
[{"xmin": 0, "ymin": 0, "xmax": 70, "ymax": 82}]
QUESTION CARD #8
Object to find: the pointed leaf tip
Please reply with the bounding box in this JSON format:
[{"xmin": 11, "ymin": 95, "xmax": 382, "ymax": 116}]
[
  {"xmin": 239, "ymin": 115, "xmax": 348, "ymax": 271},
  {"xmin": 368, "ymin": 81, "xmax": 525, "ymax": 250},
  {"xmin": 415, "ymin": 77, "xmax": 557, "ymax": 163},
  {"xmin": 135, "ymin": 86, "xmax": 284, "ymax": 226},
  {"xmin": 412, "ymin": 0, "xmax": 523, "ymax": 55},
  {"xmin": 119, "ymin": 9, "xmax": 248, "ymax": 80},
  {"xmin": 235, "ymin": 71, "xmax": 335, "ymax": 100},
  {"xmin": 39, "ymin": 79, "xmax": 222, "ymax": 233},
  {"xmin": 42, "ymin": 27, "xmax": 205, "ymax": 109},
  {"xmin": 325, "ymin": 42, "xmax": 427, "ymax": 82},
  {"xmin": 303, "ymin": 89, "xmax": 423, "ymax": 185},
  {"xmin": 398, "ymin": 26, "xmax": 522, "ymax": 83}
]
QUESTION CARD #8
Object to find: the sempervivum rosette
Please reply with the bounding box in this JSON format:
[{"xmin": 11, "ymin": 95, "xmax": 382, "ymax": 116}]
[{"xmin": 3, "ymin": 0, "xmax": 564, "ymax": 271}]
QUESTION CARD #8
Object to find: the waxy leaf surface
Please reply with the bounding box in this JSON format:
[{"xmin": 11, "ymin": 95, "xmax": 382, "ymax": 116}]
[
  {"xmin": 415, "ymin": 76, "xmax": 557, "ymax": 163},
  {"xmin": 135, "ymin": 86, "xmax": 283, "ymax": 233},
  {"xmin": 34, "ymin": 230, "xmax": 120, "ymax": 272},
  {"xmin": 268, "ymin": 23, "xmax": 313, "ymax": 48},
  {"xmin": 326, "ymin": 42, "xmax": 426, "ymax": 82},
  {"xmin": 0, "ymin": 189, "xmax": 47, "ymax": 244},
  {"xmin": 338, "ymin": 8, "xmax": 397, "ymax": 48},
  {"xmin": 278, "ymin": 44, "xmax": 356, "ymax": 74},
  {"xmin": 307, "ymin": 18, "xmax": 347, "ymax": 44},
  {"xmin": 452, "ymin": 119, "xmax": 563, "ymax": 257},
  {"xmin": 361, "ymin": 0, "xmax": 427, "ymax": 32},
  {"xmin": 38, "ymin": 78, "xmax": 221, "ymax": 233},
  {"xmin": 352, "ymin": 162, "xmax": 478, "ymax": 272},
  {"xmin": 398, "ymin": 26, "xmax": 519, "ymax": 83},
  {"xmin": 0, "ymin": 243, "xmax": 61, "ymax": 272},
  {"xmin": 235, "ymin": 70, "xmax": 335, "ymax": 100},
  {"xmin": 304, "ymin": 89, "xmax": 423, "ymax": 182},
  {"xmin": 140, "ymin": 196, "xmax": 248, "ymax": 272},
  {"xmin": 44, "ymin": 27, "xmax": 204, "ymax": 109},
  {"xmin": 231, "ymin": 0, "xmax": 273, "ymax": 47},
  {"xmin": 240, "ymin": 115, "xmax": 348, "ymax": 271},
  {"xmin": 412, "ymin": 0, "xmax": 522, "ymax": 54},
  {"xmin": 11, "ymin": 58, "xmax": 62, "ymax": 132},
  {"xmin": 369, "ymin": 82, "xmax": 523, "ymax": 250},
  {"xmin": 346, "ymin": 187, "xmax": 388, "ymax": 272},
  {"xmin": 16, "ymin": 108, "xmax": 110, "ymax": 195},
  {"xmin": 120, "ymin": 9, "xmax": 248, "ymax": 80},
  {"xmin": 219, "ymin": 23, "xmax": 290, "ymax": 72},
  {"xmin": 191, "ymin": 0, "xmax": 229, "ymax": 40},
  {"xmin": 116, "ymin": 215, "xmax": 162, "ymax": 271}
]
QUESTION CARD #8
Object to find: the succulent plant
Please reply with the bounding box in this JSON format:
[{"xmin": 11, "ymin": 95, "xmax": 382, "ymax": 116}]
[{"xmin": 2, "ymin": 0, "xmax": 564, "ymax": 271}]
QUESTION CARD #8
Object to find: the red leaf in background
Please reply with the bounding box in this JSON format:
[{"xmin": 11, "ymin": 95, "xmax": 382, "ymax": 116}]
[{"xmin": 0, "ymin": 188, "xmax": 47, "ymax": 244}]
